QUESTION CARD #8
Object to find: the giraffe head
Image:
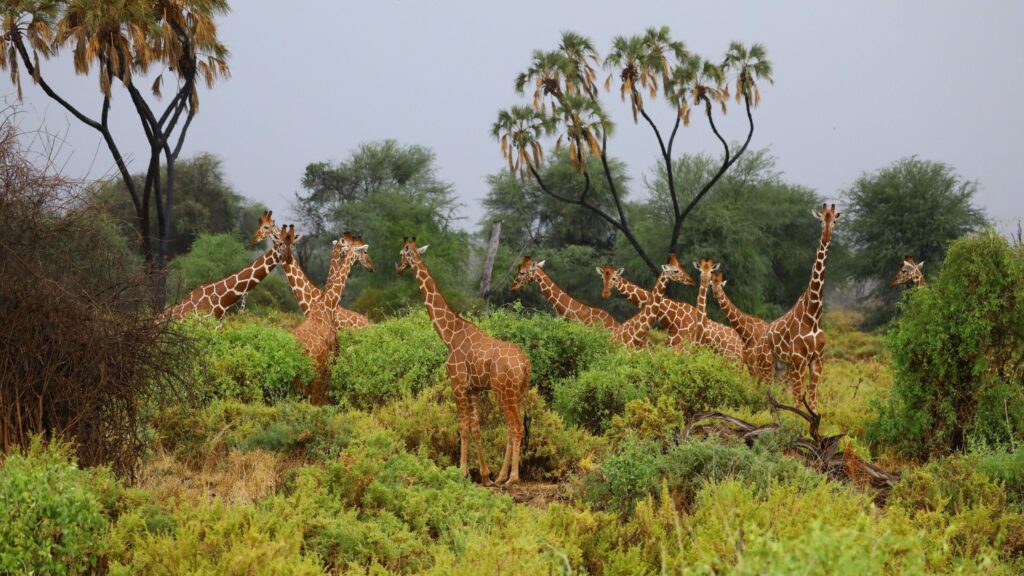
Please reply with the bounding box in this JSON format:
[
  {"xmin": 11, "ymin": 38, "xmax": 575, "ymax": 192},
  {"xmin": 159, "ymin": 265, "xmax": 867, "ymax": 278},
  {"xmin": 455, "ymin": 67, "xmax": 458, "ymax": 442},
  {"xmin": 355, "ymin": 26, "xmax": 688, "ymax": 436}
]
[
  {"xmin": 596, "ymin": 263, "xmax": 624, "ymax": 299},
  {"xmin": 811, "ymin": 203, "xmax": 842, "ymax": 243},
  {"xmin": 280, "ymin": 224, "xmax": 300, "ymax": 265},
  {"xmin": 511, "ymin": 255, "xmax": 546, "ymax": 292},
  {"xmin": 396, "ymin": 237, "xmax": 428, "ymax": 274},
  {"xmin": 659, "ymin": 254, "xmax": 696, "ymax": 287},
  {"xmin": 250, "ymin": 210, "xmax": 277, "ymax": 244},
  {"xmin": 891, "ymin": 255, "xmax": 925, "ymax": 287},
  {"xmin": 691, "ymin": 257, "xmax": 720, "ymax": 285},
  {"xmin": 711, "ymin": 271, "xmax": 727, "ymax": 291},
  {"xmin": 342, "ymin": 232, "xmax": 375, "ymax": 272}
]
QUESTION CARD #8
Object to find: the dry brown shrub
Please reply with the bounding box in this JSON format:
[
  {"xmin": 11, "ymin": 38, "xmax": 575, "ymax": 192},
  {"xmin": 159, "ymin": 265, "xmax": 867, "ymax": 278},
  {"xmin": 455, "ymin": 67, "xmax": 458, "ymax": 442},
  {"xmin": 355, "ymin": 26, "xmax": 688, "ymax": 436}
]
[{"xmin": 0, "ymin": 112, "xmax": 195, "ymax": 477}]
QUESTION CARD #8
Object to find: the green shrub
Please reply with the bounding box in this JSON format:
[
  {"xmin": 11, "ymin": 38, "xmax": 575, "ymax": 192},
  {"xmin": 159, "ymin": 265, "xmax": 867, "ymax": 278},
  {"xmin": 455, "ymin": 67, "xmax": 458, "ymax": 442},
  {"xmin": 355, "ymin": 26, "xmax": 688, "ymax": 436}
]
[
  {"xmin": 477, "ymin": 305, "xmax": 617, "ymax": 398},
  {"xmin": 554, "ymin": 347, "xmax": 763, "ymax": 433},
  {"xmin": 180, "ymin": 317, "xmax": 314, "ymax": 403},
  {"xmin": 0, "ymin": 439, "xmax": 114, "ymax": 576},
  {"xmin": 868, "ymin": 232, "xmax": 1024, "ymax": 459},
  {"xmin": 582, "ymin": 436, "xmax": 818, "ymax": 513},
  {"xmin": 330, "ymin": 310, "xmax": 447, "ymax": 408},
  {"xmin": 975, "ymin": 445, "xmax": 1024, "ymax": 505},
  {"xmin": 377, "ymin": 383, "xmax": 597, "ymax": 481}
]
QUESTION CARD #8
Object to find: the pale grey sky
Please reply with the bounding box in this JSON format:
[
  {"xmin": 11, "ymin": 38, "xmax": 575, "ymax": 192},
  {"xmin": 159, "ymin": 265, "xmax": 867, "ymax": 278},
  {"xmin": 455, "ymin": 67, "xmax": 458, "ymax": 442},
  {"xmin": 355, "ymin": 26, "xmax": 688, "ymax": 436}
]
[{"xmin": 7, "ymin": 1, "xmax": 1023, "ymax": 233}]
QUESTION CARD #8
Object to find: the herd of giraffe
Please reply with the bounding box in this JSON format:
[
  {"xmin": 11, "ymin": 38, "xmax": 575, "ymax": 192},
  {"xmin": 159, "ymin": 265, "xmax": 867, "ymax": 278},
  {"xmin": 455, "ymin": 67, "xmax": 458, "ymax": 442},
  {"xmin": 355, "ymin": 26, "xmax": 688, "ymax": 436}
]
[{"xmin": 160, "ymin": 204, "xmax": 926, "ymax": 484}]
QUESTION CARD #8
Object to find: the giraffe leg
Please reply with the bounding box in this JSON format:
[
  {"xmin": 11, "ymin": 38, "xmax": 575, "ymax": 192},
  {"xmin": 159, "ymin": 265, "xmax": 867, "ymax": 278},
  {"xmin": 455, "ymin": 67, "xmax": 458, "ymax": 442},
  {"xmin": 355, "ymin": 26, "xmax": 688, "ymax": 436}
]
[
  {"xmin": 807, "ymin": 355, "xmax": 823, "ymax": 411},
  {"xmin": 787, "ymin": 356, "xmax": 808, "ymax": 405},
  {"xmin": 495, "ymin": 434, "xmax": 513, "ymax": 485},
  {"xmin": 445, "ymin": 357, "xmax": 473, "ymax": 479},
  {"xmin": 496, "ymin": 386, "xmax": 524, "ymax": 486},
  {"xmin": 468, "ymin": 392, "xmax": 490, "ymax": 485}
]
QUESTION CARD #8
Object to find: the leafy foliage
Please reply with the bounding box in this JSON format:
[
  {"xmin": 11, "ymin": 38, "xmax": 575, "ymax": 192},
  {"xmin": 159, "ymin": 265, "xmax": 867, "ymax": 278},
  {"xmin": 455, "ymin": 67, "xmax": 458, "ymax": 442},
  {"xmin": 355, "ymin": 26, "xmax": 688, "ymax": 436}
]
[
  {"xmin": 181, "ymin": 317, "xmax": 314, "ymax": 404},
  {"xmin": 843, "ymin": 157, "xmax": 988, "ymax": 325},
  {"xmin": 553, "ymin": 346, "xmax": 763, "ymax": 433},
  {"xmin": 868, "ymin": 232, "xmax": 1024, "ymax": 458},
  {"xmin": 0, "ymin": 440, "xmax": 113, "ymax": 576},
  {"xmin": 294, "ymin": 140, "xmax": 473, "ymax": 316}
]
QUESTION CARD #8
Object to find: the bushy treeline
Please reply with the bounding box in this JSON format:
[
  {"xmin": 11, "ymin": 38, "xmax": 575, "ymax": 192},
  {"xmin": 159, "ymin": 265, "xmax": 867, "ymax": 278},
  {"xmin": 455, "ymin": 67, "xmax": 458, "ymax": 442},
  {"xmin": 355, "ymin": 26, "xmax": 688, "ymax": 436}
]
[{"xmin": 869, "ymin": 231, "xmax": 1024, "ymax": 459}]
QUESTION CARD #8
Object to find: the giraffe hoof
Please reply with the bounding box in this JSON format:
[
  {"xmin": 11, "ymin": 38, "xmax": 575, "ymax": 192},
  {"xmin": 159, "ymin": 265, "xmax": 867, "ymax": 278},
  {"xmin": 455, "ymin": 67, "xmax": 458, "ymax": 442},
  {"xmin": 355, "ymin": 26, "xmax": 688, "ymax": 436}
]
[
  {"xmin": 494, "ymin": 474, "xmax": 509, "ymax": 485},
  {"xmin": 502, "ymin": 477, "xmax": 520, "ymax": 487}
]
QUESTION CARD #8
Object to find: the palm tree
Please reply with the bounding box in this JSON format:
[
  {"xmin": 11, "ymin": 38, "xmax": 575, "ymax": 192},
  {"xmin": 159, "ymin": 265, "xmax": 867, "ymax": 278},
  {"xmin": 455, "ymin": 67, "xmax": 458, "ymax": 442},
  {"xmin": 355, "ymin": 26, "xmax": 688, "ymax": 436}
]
[
  {"xmin": 558, "ymin": 31, "xmax": 601, "ymax": 99},
  {"xmin": 514, "ymin": 49, "xmax": 567, "ymax": 116},
  {"xmin": 723, "ymin": 42, "xmax": 774, "ymax": 108},
  {"xmin": 666, "ymin": 54, "xmax": 727, "ymax": 124},
  {"xmin": 492, "ymin": 106, "xmax": 551, "ymax": 182},
  {"xmin": 554, "ymin": 94, "xmax": 612, "ymax": 174},
  {"xmin": 605, "ymin": 27, "xmax": 687, "ymax": 123}
]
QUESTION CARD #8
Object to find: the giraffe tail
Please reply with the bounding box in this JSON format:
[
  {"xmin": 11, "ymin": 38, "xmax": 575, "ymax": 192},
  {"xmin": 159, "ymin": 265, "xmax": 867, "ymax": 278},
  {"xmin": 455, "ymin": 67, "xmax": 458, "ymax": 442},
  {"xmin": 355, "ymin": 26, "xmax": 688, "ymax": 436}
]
[{"xmin": 521, "ymin": 412, "xmax": 532, "ymax": 454}]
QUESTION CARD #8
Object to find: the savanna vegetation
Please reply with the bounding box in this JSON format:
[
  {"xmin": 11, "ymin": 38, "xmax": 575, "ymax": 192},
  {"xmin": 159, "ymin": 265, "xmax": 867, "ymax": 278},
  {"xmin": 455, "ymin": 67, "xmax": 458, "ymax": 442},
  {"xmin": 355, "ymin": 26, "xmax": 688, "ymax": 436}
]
[{"xmin": 2, "ymin": 6, "xmax": 1019, "ymax": 574}]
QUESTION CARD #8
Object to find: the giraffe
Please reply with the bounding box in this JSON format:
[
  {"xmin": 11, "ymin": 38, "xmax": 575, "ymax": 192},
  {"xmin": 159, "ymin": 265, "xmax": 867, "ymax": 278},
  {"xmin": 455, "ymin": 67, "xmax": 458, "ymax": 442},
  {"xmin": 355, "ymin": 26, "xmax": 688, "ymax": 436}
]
[
  {"xmin": 397, "ymin": 237, "xmax": 531, "ymax": 485},
  {"xmin": 891, "ymin": 256, "xmax": 926, "ymax": 288},
  {"xmin": 670, "ymin": 258, "xmax": 744, "ymax": 360},
  {"xmin": 597, "ymin": 259, "xmax": 696, "ymax": 350},
  {"xmin": 281, "ymin": 232, "xmax": 373, "ymax": 330},
  {"xmin": 288, "ymin": 227, "xmax": 373, "ymax": 404},
  {"xmin": 161, "ymin": 210, "xmax": 285, "ymax": 321},
  {"xmin": 597, "ymin": 256, "xmax": 702, "ymax": 351},
  {"xmin": 710, "ymin": 271, "xmax": 769, "ymax": 370},
  {"xmin": 511, "ymin": 255, "xmax": 619, "ymax": 329},
  {"xmin": 751, "ymin": 203, "xmax": 841, "ymax": 409}
]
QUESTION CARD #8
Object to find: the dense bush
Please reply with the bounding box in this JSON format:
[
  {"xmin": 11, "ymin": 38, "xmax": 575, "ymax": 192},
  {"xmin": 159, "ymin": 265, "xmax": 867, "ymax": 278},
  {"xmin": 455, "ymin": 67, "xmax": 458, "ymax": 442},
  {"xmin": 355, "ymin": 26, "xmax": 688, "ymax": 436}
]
[
  {"xmin": 975, "ymin": 445, "xmax": 1024, "ymax": 506},
  {"xmin": 868, "ymin": 232, "xmax": 1024, "ymax": 459},
  {"xmin": 329, "ymin": 310, "xmax": 447, "ymax": 408},
  {"xmin": 0, "ymin": 440, "xmax": 114, "ymax": 575},
  {"xmin": 181, "ymin": 318, "xmax": 313, "ymax": 403},
  {"xmin": 553, "ymin": 347, "xmax": 763, "ymax": 433},
  {"xmin": 583, "ymin": 436, "xmax": 819, "ymax": 512},
  {"xmin": 377, "ymin": 384, "xmax": 597, "ymax": 481},
  {"xmin": 477, "ymin": 305, "xmax": 617, "ymax": 398}
]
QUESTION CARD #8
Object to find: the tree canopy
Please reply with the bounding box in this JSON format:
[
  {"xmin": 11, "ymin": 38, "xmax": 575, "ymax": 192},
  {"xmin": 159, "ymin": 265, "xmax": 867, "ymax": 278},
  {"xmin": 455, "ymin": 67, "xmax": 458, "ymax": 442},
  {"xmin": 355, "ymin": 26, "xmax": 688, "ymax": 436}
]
[
  {"xmin": 842, "ymin": 157, "xmax": 987, "ymax": 324},
  {"xmin": 294, "ymin": 140, "xmax": 472, "ymax": 316}
]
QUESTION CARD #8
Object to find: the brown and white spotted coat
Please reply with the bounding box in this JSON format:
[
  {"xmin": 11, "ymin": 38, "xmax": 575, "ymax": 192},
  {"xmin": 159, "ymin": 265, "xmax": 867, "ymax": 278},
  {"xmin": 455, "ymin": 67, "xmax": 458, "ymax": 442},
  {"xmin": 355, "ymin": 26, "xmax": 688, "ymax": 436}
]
[
  {"xmin": 598, "ymin": 257, "xmax": 702, "ymax": 351},
  {"xmin": 597, "ymin": 264, "xmax": 662, "ymax": 349},
  {"xmin": 161, "ymin": 210, "xmax": 285, "ymax": 321},
  {"xmin": 711, "ymin": 271, "xmax": 769, "ymax": 371},
  {"xmin": 891, "ymin": 256, "xmax": 926, "ymax": 288},
  {"xmin": 512, "ymin": 255, "xmax": 619, "ymax": 329},
  {"xmin": 676, "ymin": 258, "xmax": 744, "ymax": 360},
  {"xmin": 751, "ymin": 203, "xmax": 841, "ymax": 408},
  {"xmin": 282, "ymin": 231, "xmax": 373, "ymax": 329},
  {"xmin": 398, "ymin": 237, "xmax": 531, "ymax": 485},
  {"xmin": 289, "ymin": 228, "xmax": 373, "ymax": 404}
]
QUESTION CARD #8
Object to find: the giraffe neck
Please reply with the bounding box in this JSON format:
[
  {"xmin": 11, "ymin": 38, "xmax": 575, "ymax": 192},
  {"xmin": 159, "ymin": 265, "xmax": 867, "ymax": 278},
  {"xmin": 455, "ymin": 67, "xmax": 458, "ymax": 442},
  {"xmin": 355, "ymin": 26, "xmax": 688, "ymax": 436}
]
[
  {"xmin": 650, "ymin": 273, "xmax": 670, "ymax": 296},
  {"xmin": 283, "ymin": 260, "xmax": 323, "ymax": 315},
  {"xmin": 535, "ymin": 269, "xmax": 583, "ymax": 317},
  {"xmin": 805, "ymin": 233, "xmax": 831, "ymax": 323},
  {"xmin": 616, "ymin": 276, "xmax": 653, "ymax": 308},
  {"xmin": 322, "ymin": 243, "xmax": 355, "ymax": 311},
  {"xmin": 713, "ymin": 283, "xmax": 759, "ymax": 344},
  {"xmin": 697, "ymin": 272, "xmax": 710, "ymax": 318},
  {"xmin": 217, "ymin": 247, "xmax": 278, "ymax": 309},
  {"xmin": 412, "ymin": 256, "xmax": 466, "ymax": 347}
]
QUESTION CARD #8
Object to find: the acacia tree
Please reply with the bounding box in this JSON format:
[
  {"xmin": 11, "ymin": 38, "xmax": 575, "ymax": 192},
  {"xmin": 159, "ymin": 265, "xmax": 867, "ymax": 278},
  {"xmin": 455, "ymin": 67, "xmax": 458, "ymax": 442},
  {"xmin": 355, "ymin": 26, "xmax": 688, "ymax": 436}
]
[
  {"xmin": 493, "ymin": 28, "xmax": 772, "ymax": 275},
  {"xmin": 1, "ymin": 0, "xmax": 230, "ymax": 305}
]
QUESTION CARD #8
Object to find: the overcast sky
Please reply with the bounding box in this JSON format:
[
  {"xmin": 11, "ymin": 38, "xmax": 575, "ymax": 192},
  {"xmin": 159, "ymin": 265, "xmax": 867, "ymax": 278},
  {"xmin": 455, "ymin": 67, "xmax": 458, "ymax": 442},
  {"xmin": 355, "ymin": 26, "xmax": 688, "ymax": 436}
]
[{"xmin": 7, "ymin": 1, "xmax": 1023, "ymax": 234}]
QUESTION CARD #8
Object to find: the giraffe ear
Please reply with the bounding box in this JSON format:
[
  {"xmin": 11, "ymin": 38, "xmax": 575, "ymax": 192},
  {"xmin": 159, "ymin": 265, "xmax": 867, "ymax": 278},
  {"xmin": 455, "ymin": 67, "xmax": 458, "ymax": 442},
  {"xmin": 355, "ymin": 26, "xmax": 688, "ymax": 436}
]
[
  {"xmin": 692, "ymin": 261, "xmax": 699, "ymax": 270},
  {"xmin": 712, "ymin": 263, "xmax": 720, "ymax": 271},
  {"xmin": 354, "ymin": 244, "xmax": 369, "ymax": 253},
  {"xmin": 536, "ymin": 260, "xmax": 545, "ymax": 268},
  {"xmin": 616, "ymin": 267, "xmax": 624, "ymax": 276},
  {"xmin": 294, "ymin": 234, "xmax": 304, "ymax": 243},
  {"xmin": 661, "ymin": 264, "xmax": 673, "ymax": 273},
  {"xmin": 722, "ymin": 279, "xmax": 728, "ymax": 287},
  {"xmin": 595, "ymin": 267, "xmax": 603, "ymax": 276},
  {"xmin": 917, "ymin": 260, "xmax": 924, "ymax": 267},
  {"xmin": 811, "ymin": 208, "xmax": 821, "ymax": 220},
  {"xmin": 417, "ymin": 244, "xmax": 429, "ymax": 254}
]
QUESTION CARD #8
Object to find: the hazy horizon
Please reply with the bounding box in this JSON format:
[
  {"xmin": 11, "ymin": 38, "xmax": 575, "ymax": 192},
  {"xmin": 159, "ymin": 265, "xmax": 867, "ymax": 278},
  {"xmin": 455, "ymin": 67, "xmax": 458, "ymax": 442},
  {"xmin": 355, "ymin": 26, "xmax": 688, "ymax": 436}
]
[{"xmin": 5, "ymin": 1, "xmax": 1022, "ymax": 235}]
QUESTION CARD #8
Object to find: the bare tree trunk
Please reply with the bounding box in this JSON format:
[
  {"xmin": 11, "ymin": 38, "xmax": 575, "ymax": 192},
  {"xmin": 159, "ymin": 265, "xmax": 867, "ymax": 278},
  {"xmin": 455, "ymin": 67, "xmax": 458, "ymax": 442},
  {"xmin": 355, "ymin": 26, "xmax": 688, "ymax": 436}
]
[{"xmin": 479, "ymin": 219, "xmax": 502, "ymax": 299}]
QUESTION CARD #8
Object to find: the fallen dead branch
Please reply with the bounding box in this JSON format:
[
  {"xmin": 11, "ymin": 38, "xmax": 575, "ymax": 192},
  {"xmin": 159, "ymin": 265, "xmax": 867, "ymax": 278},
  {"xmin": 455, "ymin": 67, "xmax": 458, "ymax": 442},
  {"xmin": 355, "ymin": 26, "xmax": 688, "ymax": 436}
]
[{"xmin": 686, "ymin": 390, "xmax": 900, "ymax": 492}]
